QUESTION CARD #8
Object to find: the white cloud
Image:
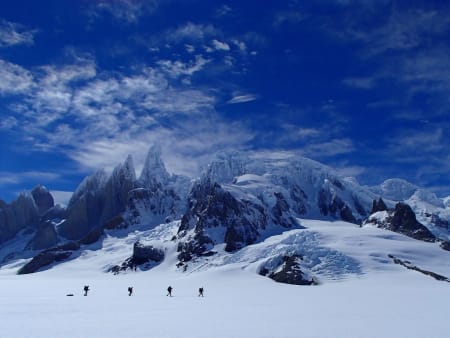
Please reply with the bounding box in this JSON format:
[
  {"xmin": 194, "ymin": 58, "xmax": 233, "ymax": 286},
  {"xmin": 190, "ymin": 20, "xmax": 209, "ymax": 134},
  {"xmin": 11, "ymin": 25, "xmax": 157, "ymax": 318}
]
[
  {"xmin": 211, "ymin": 39, "xmax": 230, "ymax": 51},
  {"xmin": 157, "ymin": 55, "xmax": 210, "ymax": 78},
  {"xmin": 303, "ymin": 138, "xmax": 355, "ymax": 157},
  {"xmin": 297, "ymin": 128, "xmax": 322, "ymax": 139},
  {"xmin": 216, "ymin": 5, "xmax": 232, "ymax": 17},
  {"xmin": 0, "ymin": 171, "xmax": 62, "ymax": 186},
  {"xmin": 169, "ymin": 22, "xmax": 217, "ymax": 42},
  {"xmin": 227, "ymin": 94, "xmax": 258, "ymax": 104},
  {"xmin": 0, "ymin": 20, "xmax": 36, "ymax": 47},
  {"xmin": 0, "ymin": 59, "xmax": 33, "ymax": 94},
  {"xmin": 91, "ymin": 0, "xmax": 159, "ymax": 24},
  {"xmin": 185, "ymin": 44, "xmax": 195, "ymax": 53},
  {"xmin": 232, "ymin": 39, "xmax": 247, "ymax": 52},
  {"xmin": 0, "ymin": 116, "xmax": 18, "ymax": 129},
  {"xmin": 336, "ymin": 165, "xmax": 367, "ymax": 178}
]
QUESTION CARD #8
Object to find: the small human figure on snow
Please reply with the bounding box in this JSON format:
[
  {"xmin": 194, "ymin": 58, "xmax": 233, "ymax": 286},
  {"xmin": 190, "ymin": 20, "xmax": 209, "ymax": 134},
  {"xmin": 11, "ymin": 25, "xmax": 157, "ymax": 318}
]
[
  {"xmin": 198, "ymin": 287, "xmax": 204, "ymax": 297},
  {"xmin": 167, "ymin": 286, "xmax": 173, "ymax": 297},
  {"xmin": 83, "ymin": 285, "xmax": 90, "ymax": 296},
  {"xmin": 128, "ymin": 286, "xmax": 133, "ymax": 296}
]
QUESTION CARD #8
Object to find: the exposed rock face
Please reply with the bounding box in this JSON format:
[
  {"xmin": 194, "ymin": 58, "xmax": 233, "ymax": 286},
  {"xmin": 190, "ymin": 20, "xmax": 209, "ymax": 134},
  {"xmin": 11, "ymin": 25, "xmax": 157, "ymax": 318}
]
[
  {"xmin": 99, "ymin": 155, "xmax": 136, "ymax": 226},
  {"xmin": 259, "ymin": 255, "xmax": 316, "ymax": 285},
  {"xmin": 79, "ymin": 226, "xmax": 105, "ymax": 245},
  {"xmin": 127, "ymin": 186, "xmax": 179, "ymax": 225},
  {"xmin": 177, "ymin": 180, "xmax": 261, "ymax": 261},
  {"xmin": 41, "ymin": 204, "xmax": 65, "ymax": 222},
  {"xmin": 289, "ymin": 184, "xmax": 308, "ymax": 215},
  {"xmin": 371, "ymin": 198, "xmax": 388, "ymax": 214},
  {"xmin": 177, "ymin": 178, "xmax": 298, "ymax": 262},
  {"xmin": 59, "ymin": 170, "xmax": 108, "ymax": 240},
  {"xmin": 0, "ymin": 193, "xmax": 39, "ymax": 244},
  {"xmin": 27, "ymin": 221, "xmax": 58, "ymax": 250},
  {"xmin": 365, "ymin": 202, "xmax": 436, "ymax": 242},
  {"xmin": 318, "ymin": 187, "xmax": 357, "ymax": 223},
  {"xmin": 18, "ymin": 241, "xmax": 80, "ymax": 274},
  {"xmin": 108, "ymin": 242, "xmax": 165, "ymax": 274},
  {"xmin": 132, "ymin": 242, "xmax": 165, "ymax": 264},
  {"xmin": 31, "ymin": 185, "xmax": 54, "ymax": 216}
]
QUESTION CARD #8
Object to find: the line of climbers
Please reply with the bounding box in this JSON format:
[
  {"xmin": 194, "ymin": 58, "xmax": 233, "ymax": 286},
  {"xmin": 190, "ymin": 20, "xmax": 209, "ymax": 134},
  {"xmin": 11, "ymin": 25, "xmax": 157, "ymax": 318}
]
[{"xmin": 82, "ymin": 285, "xmax": 204, "ymax": 297}]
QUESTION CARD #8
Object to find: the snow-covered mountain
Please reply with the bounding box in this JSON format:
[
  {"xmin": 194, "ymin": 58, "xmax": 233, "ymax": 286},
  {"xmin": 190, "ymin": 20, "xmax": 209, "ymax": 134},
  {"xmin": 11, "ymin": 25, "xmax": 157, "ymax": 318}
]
[{"xmin": 1, "ymin": 146, "xmax": 449, "ymax": 281}]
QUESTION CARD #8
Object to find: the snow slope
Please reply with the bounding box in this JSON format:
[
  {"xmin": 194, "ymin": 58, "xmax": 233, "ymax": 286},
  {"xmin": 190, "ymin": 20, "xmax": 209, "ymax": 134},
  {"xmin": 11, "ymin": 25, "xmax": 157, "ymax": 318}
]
[{"xmin": 1, "ymin": 220, "xmax": 449, "ymax": 338}]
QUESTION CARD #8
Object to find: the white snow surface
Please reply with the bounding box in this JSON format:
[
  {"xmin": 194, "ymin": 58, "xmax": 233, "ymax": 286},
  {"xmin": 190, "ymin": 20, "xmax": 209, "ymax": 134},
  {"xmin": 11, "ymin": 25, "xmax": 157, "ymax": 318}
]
[{"xmin": 1, "ymin": 219, "xmax": 450, "ymax": 338}]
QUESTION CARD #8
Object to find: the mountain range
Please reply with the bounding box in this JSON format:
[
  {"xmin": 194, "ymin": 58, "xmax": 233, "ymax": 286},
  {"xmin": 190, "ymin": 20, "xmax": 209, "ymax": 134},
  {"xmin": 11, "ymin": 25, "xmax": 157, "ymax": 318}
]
[{"xmin": 1, "ymin": 145, "xmax": 449, "ymax": 283}]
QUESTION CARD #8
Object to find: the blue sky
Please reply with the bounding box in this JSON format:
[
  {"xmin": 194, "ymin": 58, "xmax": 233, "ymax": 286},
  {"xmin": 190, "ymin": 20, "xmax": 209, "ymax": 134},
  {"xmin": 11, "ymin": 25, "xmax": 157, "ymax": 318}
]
[{"xmin": 0, "ymin": 0, "xmax": 449, "ymax": 203}]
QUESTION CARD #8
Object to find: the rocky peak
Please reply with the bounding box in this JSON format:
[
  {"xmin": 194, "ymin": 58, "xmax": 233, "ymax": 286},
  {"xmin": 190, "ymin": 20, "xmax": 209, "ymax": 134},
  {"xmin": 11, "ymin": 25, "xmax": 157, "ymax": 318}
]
[
  {"xmin": 67, "ymin": 169, "xmax": 108, "ymax": 209},
  {"xmin": 371, "ymin": 198, "xmax": 388, "ymax": 214},
  {"xmin": 364, "ymin": 202, "xmax": 436, "ymax": 243},
  {"xmin": 31, "ymin": 185, "xmax": 54, "ymax": 216},
  {"xmin": 139, "ymin": 144, "xmax": 170, "ymax": 187}
]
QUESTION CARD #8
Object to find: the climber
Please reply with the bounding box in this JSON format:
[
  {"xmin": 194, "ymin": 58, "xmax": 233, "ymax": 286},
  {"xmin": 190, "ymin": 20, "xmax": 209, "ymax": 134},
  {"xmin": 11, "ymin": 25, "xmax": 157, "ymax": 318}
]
[
  {"xmin": 83, "ymin": 285, "xmax": 90, "ymax": 296},
  {"xmin": 167, "ymin": 286, "xmax": 173, "ymax": 297},
  {"xmin": 198, "ymin": 287, "xmax": 204, "ymax": 297},
  {"xmin": 128, "ymin": 286, "xmax": 133, "ymax": 296}
]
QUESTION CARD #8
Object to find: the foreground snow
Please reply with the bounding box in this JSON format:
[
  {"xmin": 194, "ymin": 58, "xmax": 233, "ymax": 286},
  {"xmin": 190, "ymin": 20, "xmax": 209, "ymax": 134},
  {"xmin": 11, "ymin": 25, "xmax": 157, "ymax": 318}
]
[{"xmin": 1, "ymin": 220, "xmax": 450, "ymax": 338}]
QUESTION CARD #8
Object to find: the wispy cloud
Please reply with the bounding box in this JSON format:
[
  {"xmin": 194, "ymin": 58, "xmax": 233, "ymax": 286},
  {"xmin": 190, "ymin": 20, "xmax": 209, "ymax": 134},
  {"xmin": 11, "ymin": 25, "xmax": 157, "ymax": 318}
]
[
  {"xmin": 227, "ymin": 94, "xmax": 258, "ymax": 104},
  {"xmin": 0, "ymin": 49, "xmax": 256, "ymax": 178},
  {"xmin": 168, "ymin": 22, "xmax": 218, "ymax": 43},
  {"xmin": 157, "ymin": 55, "xmax": 211, "ymax": 78},
  {"xmin": 0, "ymin": 59, "xmax": 33, "ymax": 94},
  {"xmin": 0, "ymin": 171, "xmax": 62, "ymax": 186},
  {"xmin": 211, "ymin": 39, "xmax": 230, "ymax": 51},
  {"xmin": 90, "ymin": 0, "xmax": 159, "ymax": 24},
  {"xmin": 215, "ymin": 5, "xmax": 232, "ymax": 17},
  {"xmin": 303, "ymin": 138, "xmax": 355, "ymax": 157},
  {"xmin": 0, "ymin": 19, "xmax": 36, "ymax": 47}
]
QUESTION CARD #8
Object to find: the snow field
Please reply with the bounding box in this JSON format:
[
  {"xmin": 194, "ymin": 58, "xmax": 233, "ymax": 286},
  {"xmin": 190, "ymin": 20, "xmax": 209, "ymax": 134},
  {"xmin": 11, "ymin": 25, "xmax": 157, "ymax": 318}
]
[{"xmin": 1, "ymin": 219, "xmax": 450, "ymax": 338}]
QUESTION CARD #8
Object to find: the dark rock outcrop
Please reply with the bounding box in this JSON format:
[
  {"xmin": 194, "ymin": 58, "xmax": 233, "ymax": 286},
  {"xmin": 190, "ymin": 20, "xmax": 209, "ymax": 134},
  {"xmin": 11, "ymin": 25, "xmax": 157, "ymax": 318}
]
[
  {"xmin": 178, "ymin": 180, "xmax": 265, "ymax": 261},
  {"xmin": 132, "ymin": 242, "xmax": 165, "ymax": 264},
  {"xmin": 371, "ymin": 198, "xmax": 388, "ymax": 214},
  {"xmin": 439, "ymin": 241, "xmax": 450, "ymax": 251},
  {"xmin": 259, "ymin": 255, "xmax": 316, "ymax": 285},
  {"xmin": 365, "ymin": 203, "xmax": 436, "ymax": 242},
  {"xmin": 388, "ymin": 254, "xmax": 450, "ymax": 282},
  {"xmin": 388, "ymin": 203, "xmax": 435, "ymax": 242},
  {"xmin": 31, "ymin": 185, "xmax": 54, "ymax": 216},
  {"xmin": 79, "ymin": 226, "xmax": 105, "ymax": 245},
  {"xmin": 177, "ymin": 178, "xmax": 300, "ymax": 263},
  {"xmin": 289, "ymin": 184, "xmax": 308, "ymax": 215},
  {"xmin": 108, "ymin": 242, "xmax": 165, "ymax": 274},
  {"xmin": 18, "ymin": 241, "xmax": 80, "ymax": 274}
]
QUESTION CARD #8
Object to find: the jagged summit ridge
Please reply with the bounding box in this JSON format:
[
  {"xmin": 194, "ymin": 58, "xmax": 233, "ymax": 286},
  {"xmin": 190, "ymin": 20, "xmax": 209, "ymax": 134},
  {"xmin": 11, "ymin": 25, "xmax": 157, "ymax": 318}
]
[{"xmin": 2, "ymin": 145, "xmax": 450, "ymax": 275}]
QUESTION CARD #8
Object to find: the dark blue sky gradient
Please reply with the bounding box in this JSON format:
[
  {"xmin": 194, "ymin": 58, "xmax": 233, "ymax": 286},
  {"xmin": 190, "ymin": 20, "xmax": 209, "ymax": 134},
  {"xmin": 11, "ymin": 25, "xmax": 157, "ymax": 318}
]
[{"xmin": 0, "ymin": 0, "xmax": 449, "ymax": 203}]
